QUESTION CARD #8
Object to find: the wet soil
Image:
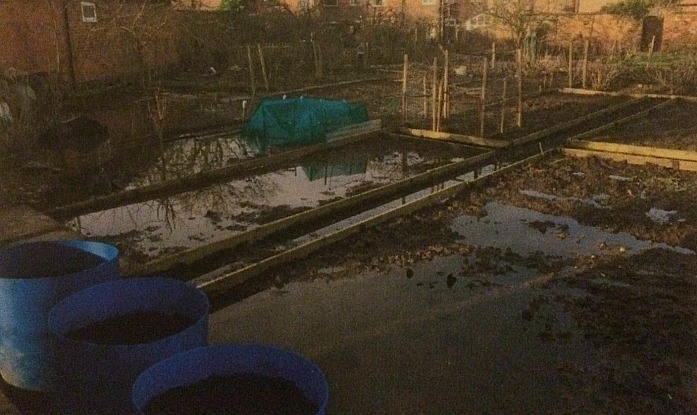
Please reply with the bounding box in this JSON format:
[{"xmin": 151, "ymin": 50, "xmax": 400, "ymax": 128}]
[
  {"xmin": 143, "ymin": 373, "xmax": 317, "ymax": 415},
  {"xmin": 236, "ymin": 153, "xmax": 697, "ymax": 414},
  {"xmin": 65, "ymin": 311, "xmax": 193, "ymax": 345}
]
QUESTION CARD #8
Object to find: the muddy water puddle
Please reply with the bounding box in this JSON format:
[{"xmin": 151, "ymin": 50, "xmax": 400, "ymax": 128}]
[
  {"xmin": 209, "ymin": 244, "xmax": 592, "ymax": 414},
  {"xmin": 209, "ymin": 196, "xmax": 694, "ymax": 414},
  {"xmin": 69, "ymin": 136, "xmax": 479, "ymax": 261},
  {"xmin": 451, "ymin": 201, "xmax": 694, "ymax": 257}
]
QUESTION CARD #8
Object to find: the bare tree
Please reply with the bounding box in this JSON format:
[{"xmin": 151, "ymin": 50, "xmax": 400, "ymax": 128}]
[{"xmin": 481, "ymin": 0, "xmax": 559, "ymax": 51}]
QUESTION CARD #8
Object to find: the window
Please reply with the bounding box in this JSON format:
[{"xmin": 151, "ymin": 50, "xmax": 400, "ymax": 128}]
[
  {"xmin": 299, "ymin": 0, "xmax": 314, "ymax": 9},
  {"xmin": 325, "ymin": 0, "xmax": 339, "ymax": 6},
  {"xmin": 465, "ymin": 13, "xmax": 492, "ymax": 31},
  {"xmin": 349, "ymin": 0, "xmax": 359, "ymax": 5},
  {"xmin": 421, "ymin": 0, "xmax": 435, "ymax": 4},
  {"xmin": 370, "ymin": 0, "xmax": 384, "ymax": 6},
  {"xmin": 81, "ymin": 2, "xmax": 97, "ymax": 22}
]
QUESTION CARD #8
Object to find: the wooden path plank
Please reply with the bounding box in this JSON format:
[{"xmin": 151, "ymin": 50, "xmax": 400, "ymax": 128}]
[
  {"xmin": 560, "ymin": 88, "xmax": 697, "ymax": 103},
  {"xmin": 562, "ymin": 147, "xmax": 697, "ymax": 172},
  {"xmin": 395, "ymin": 127, "xmax": 509, "ymax": 148},
  {"xmin": 568, "ymin": 140, "xmax": 697, "ymax": 162}
]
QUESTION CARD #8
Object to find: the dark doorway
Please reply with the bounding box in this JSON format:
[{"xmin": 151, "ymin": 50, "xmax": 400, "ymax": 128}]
[{"xmin": 641, "ymin": 16, "xmax": 664, "ymax": 52}]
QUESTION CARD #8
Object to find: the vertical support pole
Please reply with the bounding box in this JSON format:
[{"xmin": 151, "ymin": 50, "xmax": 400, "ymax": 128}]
[
  {"xmin": 500, "ymin": 77, "xmax": 507, "ymax": 134},
  {"xmin": 443, "ymin": 50, "xmax": 449, "ymax": 119},
  {"xmin": 402, "ymin": 54, "xmax": 409, "ymax": 122},
  {"xmin": 479, "ymin": 57, "xmax": 488, "ymax": 138},
  {"xmin": 568, "ymin": 42, "xmax": 573, "ymax": 88},
  {"xmin": 582, "ymin": 39, "xmax": 589, "ymax": 89},
  {"xmin": 423, "ymin": 76, "xmax": 428, "ymax": 119},
  {"xmin": 432, "ymin": 57, "xmax": 438, "ymax": 131},
  {"xmin": 491, "ymin": 42, "xmax": 496, "ymax": 69},
  {"xmin": 649, "ymin": 35, "xmax": 656, "ymax": 57},
  {"xmin": 516, "ymin": 49, "xmax": 523, "ymax": 128},
  {"xmin": 257, "ymin": 44, "xmax": 269, "ymax": 92},
  {"xmin": 436, "ymin": 79, "xmax": 444, "ymax": 132},
  {"xmin": 246, "ymin": 45, "xmax": 256, "ymax": 96}
]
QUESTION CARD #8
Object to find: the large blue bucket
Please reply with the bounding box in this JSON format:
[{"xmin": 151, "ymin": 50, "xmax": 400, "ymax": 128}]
[
  {"xmin": 132, "ymin": 343, "xmax": 329, "ymax": 415},
  {"xmin": 0, "ymin": 240, "xmax": 119, "ymax": 391},
  {"xmin": 47, "ymin": 277, "xmax": 209, "ymax": 415}
]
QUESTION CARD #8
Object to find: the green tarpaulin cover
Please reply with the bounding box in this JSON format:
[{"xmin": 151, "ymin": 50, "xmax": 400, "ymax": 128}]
[{"xmin": 241, "ymin": 97, "xmax": 369, "ymax": 154}]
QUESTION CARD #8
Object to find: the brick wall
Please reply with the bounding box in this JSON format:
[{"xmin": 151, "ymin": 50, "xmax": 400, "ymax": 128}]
[
  {"xmin": 66, "ymin": 1, "xmax": 181, "ymax": 83},
  {"xmin": 548, "ymin": 14, "xmax": 641, "ymax": 52},
  {"xmin": 0, "ymin": 0, "xmax": 68, "ymax": 76},
  {"xmin": 663, "ymin": 12, "xmax": 697, "ymax": 51},
  {"xmin": 0, "ymin": 0, "xmax": 181, "ymax": 85}
]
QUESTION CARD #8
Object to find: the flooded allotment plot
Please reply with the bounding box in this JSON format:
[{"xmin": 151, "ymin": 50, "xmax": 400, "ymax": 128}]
[
  {"xmin": 208, "ymin": 153, "xmax": 697, "ymax": 415},
  {"xmin": 67, "ymin": 134, "xmax": 485, "ymax": 265}
]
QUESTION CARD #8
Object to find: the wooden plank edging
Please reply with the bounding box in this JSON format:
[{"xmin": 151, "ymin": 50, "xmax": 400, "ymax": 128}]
[
  {"xmin": 395, "ymin": 127, "xmax": 509, "ymax": 149},
  {"xmin": 562, "ymin": 147, "xmax": 697, "ymax": 172},
  {"xmin": 568, "ymin": 140, "xmax": 697, "ymax": 162}
]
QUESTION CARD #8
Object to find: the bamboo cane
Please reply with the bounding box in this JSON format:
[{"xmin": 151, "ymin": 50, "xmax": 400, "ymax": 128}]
[
  {"xmin": 257, "ymin": 44, "xmax": 269, "ymax": 92},
  {"xmin": 443, "ymin": 50, "xmax": 449, "ymax": 119},
  {"xmin": 582, "ymin": 39, "xmax": 589, "ymax": 89},
  {"xmin": 516, "ymin": 49, "xmax": 523, "ymax": 128},
  {"xmin": 568, "ymin": 42, "xmax": 573, "ymax": 88},
  {"xmin": 432, "ymin": 57, "xmax": 438, "ymax": 131},
  {"xmin": 402, "ymin": 54, "xmax": 408, "ymax": 122},
  {"xmin": 246, "ymin": 45, "xmax": 256, "ymax": 96},
  {"xmin": 479, "ymin": 57, "xmax": 488, "ymax": 137},
  {"xmin": 500, "ymin": 77, "xmax": 507, "ymax": 133},
  {"xmin": 423, "ymin": 76, "xmax": 428, "ymax": 119}
]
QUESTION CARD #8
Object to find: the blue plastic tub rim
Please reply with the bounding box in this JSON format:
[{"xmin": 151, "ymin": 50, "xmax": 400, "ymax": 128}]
[
  {"xmin": 132, "ymin": 343, "xmax": 329, "ymax": 415},
  {"xmin": 47, "ymin": 277, "xmax": 210, "ymax": 350},
  {"xmin": 0, "ymin": 239, "xmax": 119, "ymax": 279}
]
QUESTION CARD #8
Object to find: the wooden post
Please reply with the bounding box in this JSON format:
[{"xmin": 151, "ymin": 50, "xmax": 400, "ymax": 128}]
[
  {"xmin": 500, "ymin": 77, "xmax": 507, "ymax": 133},
  {"xmin": 568, "ymin": 42, "xmax": 573, "ymax": 88},
  {"xmin": 516, "ymin": 49, "xmax": 523, "ymax": 128},
  {"xmin": 582, "ymin": 39, "xmax": 589, "ymax": 89},
  {"xmin": 479, "ymin": 57, "xmax": 488, "ymax": 137},
  {"xmin": 443, "ymin": 50, "xmax": 449, "ymax": 119},
  {"xmin": 491, "ymin": 42, "xmax": 496, "ymax": 69},
  {"xmin": 257, "ymin": 44, "xmax": 269, "ymax": 92},
  {"xmin": 649, "ymin": 35, "xmax": 656, "ymax": 57},
  {"xmin": 423, "ymin": 76, "xmax": 428, "ymax": 118},
  {"xmin": 402, "ymin": 54, "xmax": 409, "ymax": 122},
  {"xmin": 437, "ymin": 79, "xmax": 444, "ymax": 132},
  {"xmin": 246, "ymin": 45, "xmax": 256, "ymax": 96},
  {"xmin": 432, "ymin": 57, "xmax": 438, "ymax": 131},
  {"xmin": 316, "ymin": 42, "xmax": 324, "ymax": 78}
]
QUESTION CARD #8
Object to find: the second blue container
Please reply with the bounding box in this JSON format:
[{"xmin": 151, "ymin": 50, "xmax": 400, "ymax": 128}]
[{"xmin": 47, "ymin": 277, "xmax": 209, "ymax": 415}]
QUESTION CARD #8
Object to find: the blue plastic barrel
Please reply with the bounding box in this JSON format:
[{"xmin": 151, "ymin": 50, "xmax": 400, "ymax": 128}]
[
  {"xmin": 132, "ymin": 343, "xmax": 329, "ymax": 415},
  {"xmin": 47, "ymin": 277, "xmax": 210, "ymax": 415},
  {"xmin": 0, "ymin": 240, "xmax": 119, "ymax": 391}
]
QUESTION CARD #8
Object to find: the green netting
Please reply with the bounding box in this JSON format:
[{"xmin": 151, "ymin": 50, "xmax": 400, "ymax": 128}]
[{"xmin": 241, "ymin": 97, "xmax": 369, "ymax": 154}]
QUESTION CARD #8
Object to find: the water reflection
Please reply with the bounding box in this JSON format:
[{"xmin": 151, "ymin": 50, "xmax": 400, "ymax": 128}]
[
  {"xmin": 70, "ymin": 136, "xmax": 471, "ymax": 262},
  {"xmin": 126, "ymin": 134, "xmax": 254, "ymax": 188},
  {"xmin": 450, "ymin": 201, "xmax": 694, "ymax": 257}
]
